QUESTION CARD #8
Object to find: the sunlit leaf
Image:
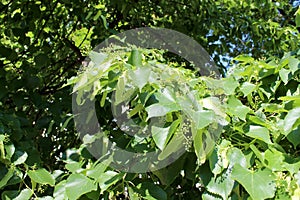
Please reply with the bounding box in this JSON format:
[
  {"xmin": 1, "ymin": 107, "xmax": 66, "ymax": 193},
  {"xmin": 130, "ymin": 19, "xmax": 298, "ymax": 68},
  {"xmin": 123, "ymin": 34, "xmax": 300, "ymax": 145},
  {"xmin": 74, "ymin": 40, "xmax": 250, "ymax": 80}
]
[
  {"xmin": 27, "ymin": 169, "xmax": 55, "ymax": 186},
  {"xmin": 231, "ymin": 165, "xmax": 276, "ymax": 200},
  {"xmin": 246, "ymin": 125, "xmax": 272, "ymax": 144},
  {"xmin": 66, "ymin": 174, "xmax": 97, "ymax": 199}
]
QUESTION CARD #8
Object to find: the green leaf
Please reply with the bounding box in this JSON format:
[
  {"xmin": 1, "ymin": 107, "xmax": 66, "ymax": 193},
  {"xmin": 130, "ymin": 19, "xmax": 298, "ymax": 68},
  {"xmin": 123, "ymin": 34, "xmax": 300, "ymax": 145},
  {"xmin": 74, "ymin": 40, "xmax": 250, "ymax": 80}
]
[
  {"xmin": 296, "ymin": 7, "xmax": 300, "ymax": 27},
  {"xmin": 264, "ymin": 148, "xmax": 285, "ymax": 171},
  {"xmin": 152, "ymin": 156, "xmax": 185, "ymax": 186},
  {"xmin": 146, "ymin": 88, "xmax": 180, "ymax": 118},
  {"xmin": 89, "ymin": 51, "xmax": 107, "ymax": 65},
  {"xmin": 158, "ymin": 132, "xmax": 185, "ymax": 160},
  {"xmin": 146, "ymin": 103, "xmax": 179, "ymax": 118},
  {"xmin": 288, "ymin": 56, "xmax": 300, "ymax": 74},
  {"xmin": 128, "ymin": 49, "xmax": 142, "ymax": 66},
  {"xmin": 231, "ymin": 165, "xmax": 276, "ymax": 200},
  {"xmin": 128, "ymin": 103, "xmax": 143, "ymax": 118},
  {"xmin": 4, "ymin": 143, "xmax": 15, "ymax": 160},
  {"xmin": 240, "ymin": 82, "xmax": 256, "ymax": 97},
  {"xmin": 226, "ymin": 147, "xmax": 247, "ymax": 168},
  {"xmin": 136, "ymin": 182, "xmax": 167, "ymax": 200},
  {"xmin": 234, "ymin": 55, "xmax": 255, "ymax": 63},
  {"xmin": 226, "ymin": 96, "xmax": 251, "ymax": 120},
  {"xmin": 193, "ymin": 128, "xmax": 215, "ymax": 164},
  {"xmin": 128, "ymin": 67, "xmax": 151, "ymax": 90},
  {"xmin": 115, "ymin": 75, "xmax": 136, "ymax": 105},
  {"xmin": 246, "ymin": 125, "xmax": 272, "ymax": 144},
  {"xmin": 283, "ymin": 107, "xmax": 300, "ymax": 135},
  {"xmin": 97, "ymin": 171, "xmax": 124, "ymax": 193},
  {"xmin": 35, "ymin": 196, "xmax": 54, "ymax": 200},
  {"xmin": 209, "ymin": 139, "xmax": 231, "ymax": 175},
  {"xmin": 87, "ymin": 157, "xmax": 112, "ymax": 180},
  {"xmin": 221, "ymin": 76, "xmax": 239, "ymax": 95},
  {"xmin": 202, "ymin": 192, "xmax": 222, "ymax": 200},
  {"xmin": 1, "ymin": 190, "xmax": 19, "ymax": 200},
  {"xmin": 1, "ymin": 189, "xmax": 32, "ymax": 200},
  {"xmin": 201, "ymin": 97, "xmax": 227, "ymax": 118},
  {"xmin": 27, "ymin": 168, "xmax": 55, "ymax": 186},
  {"xmin": 14, "ymin": 189, "xmax": 32, "ymax": 200},
  {"xmin": 53, "ymin": 180, "xmax": 67, "ymax": 200},
  {"xmin": 12, "ymin": 151, "xmax": 28, "ymax": 165},
  {"xmin": 287, "ymin": 127, "xmax": 300, "ymax": 148},
  {"xmin": 279, "ymin": 68, "xmax": 290, "ymax": 85},
  {"xmin": 128, "ymin": 186, "xmax": 140, "ymax": 200},
  {"xmin": 0, "ymin": 168, "xmax": 14, "ymax": 189},
  {"xmin": 65, "ymin": 162, "xmax": 83, "ymax": 173},
  {"xmin": 151, "ymin": 125, "xmax": 171, "ymax": 150},
  {"xmin": 66, "ymin": 174, "xmax": 97, "ymax": 199},
  {"xmin": 190, "ymin": 110, "xmax": 215, "ymax": 129},
  {"xmin": 207, "ymin": 167, "xmax": 235, "ymax": 200},
  {"xmin": 0, "ymin": 134, "xmax": 5, "ymax": 142}
]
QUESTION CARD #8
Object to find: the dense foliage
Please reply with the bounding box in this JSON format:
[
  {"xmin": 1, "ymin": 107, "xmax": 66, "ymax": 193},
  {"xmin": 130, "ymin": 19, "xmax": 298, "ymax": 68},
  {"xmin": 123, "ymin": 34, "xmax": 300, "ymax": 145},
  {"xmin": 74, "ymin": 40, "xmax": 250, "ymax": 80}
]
[{"xmin": 0, "ymin": 0, "xmax": 300, "ymax": 199}]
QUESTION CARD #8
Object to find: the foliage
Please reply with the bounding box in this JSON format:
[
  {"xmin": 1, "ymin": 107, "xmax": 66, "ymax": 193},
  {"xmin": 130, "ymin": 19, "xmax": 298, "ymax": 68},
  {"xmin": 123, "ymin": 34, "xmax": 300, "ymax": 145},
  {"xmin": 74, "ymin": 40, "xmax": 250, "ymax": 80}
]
[{"xmin": 0, "ymin": 0, "xmax": 300, "ymax": 199}]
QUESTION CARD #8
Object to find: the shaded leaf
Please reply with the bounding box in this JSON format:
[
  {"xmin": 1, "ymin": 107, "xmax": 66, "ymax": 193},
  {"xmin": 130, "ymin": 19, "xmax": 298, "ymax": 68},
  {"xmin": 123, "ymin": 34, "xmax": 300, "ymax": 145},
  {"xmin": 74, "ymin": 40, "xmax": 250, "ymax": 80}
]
[
  {"xmin": 0, "ymin": 168, "xmax": 14, "ymax": 189},
  {"xmin": 97, "ymin": 171, "xmax": 124, "ymax": 193},
  {"xmin": 12, "ymin": 151, "xmax": 28, "ymax": 165},
  {"xmin": 136, "ymin": 182, "xmax": 167, "ymax": 200}
]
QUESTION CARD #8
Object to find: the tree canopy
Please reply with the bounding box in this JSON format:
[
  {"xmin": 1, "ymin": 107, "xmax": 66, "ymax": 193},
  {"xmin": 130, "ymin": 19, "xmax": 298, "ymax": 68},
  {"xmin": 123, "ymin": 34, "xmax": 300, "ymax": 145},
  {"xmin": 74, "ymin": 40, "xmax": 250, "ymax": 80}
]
[{"xmin": 0, "ymin": 0, "xmax": 300, "ymax": 199}]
